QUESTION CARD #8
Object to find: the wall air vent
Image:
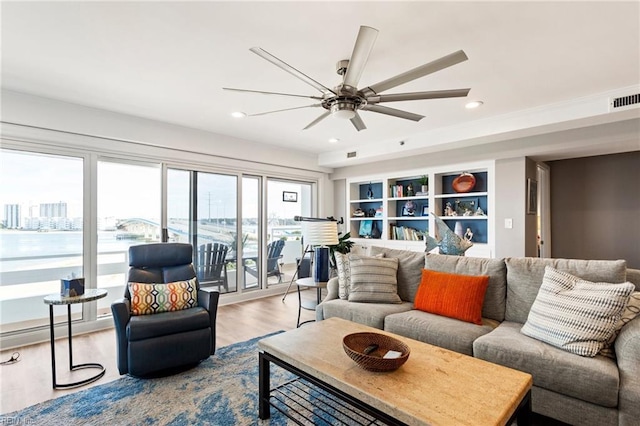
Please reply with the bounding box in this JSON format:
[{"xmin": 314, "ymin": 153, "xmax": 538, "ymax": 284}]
[
  {"xmin": 347, "ymin": 151, "xmax": 357, "ymax": 158},
  {"xmin": 609, "ymin": 93, "xmax": 640, "ymax": 111}
]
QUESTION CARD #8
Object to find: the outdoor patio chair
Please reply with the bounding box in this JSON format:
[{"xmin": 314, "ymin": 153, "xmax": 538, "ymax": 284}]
[
  {"xmin": 244, "ymin": 239, "xmax": 285, "ymax": 284},
  {"xmin": 196, "ymin": 242, "xmax": 229, "ymax": 292}
]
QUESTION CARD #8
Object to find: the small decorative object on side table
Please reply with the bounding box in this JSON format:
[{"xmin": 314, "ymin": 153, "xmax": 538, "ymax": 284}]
[{"xmin": 44, "ymin": 288, "xmax": 108, "ymax": 389}]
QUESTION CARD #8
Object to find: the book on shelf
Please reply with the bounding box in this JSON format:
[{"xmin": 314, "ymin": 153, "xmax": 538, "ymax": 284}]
[
  {"xmin": 389, "ymin": 185, "xmax": 404, "ymax": 198},
  {"xmin": 415, "ymin": 191, "xmax": 429, "ymax": 196},
  {"xmin": 389, "ymin": 224, "xmax": 426, "ymax": 241}
]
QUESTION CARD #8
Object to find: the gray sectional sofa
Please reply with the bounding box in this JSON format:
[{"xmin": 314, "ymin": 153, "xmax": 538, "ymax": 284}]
[{"xmin": 316, "ymin": 246, "xmax": 640, "ymax": 426}]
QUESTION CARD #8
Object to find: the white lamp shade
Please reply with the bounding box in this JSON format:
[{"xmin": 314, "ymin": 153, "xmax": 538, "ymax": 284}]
[{"xmin": 302, "ymin": 221, "xmax": 339, "ymax": 246}]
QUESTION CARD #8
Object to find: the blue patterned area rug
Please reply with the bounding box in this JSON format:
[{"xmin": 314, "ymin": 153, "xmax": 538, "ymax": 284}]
[{"xmin": 6, "ymin": 332, "xmax": 299, "ymax": 425}]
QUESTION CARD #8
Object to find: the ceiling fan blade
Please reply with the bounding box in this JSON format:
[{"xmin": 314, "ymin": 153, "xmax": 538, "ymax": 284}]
[
  {"xmin": 367, "ymin": 88, "xmax": 470, "ymax": 104},
  {"xmin": 303, "ymin": 111, "xmax": 331, "ymax": 130},
  {"xmin": 249, "ymin": 104, "xmax": 322, "ymax": 117},
  {"xmin": 361, "ymin": 104, "xmax": 424, "ymax": 122},
  {"xmin": 250, "ymin": 47, "xmax": 336, "ymax": 96},
  {"xmin": 363, "ymin": 50, "xmax": 468, "ymax": 95},
  {"xmin": 350, "ymin": 112, "xmax": 367, "ymax": 131},
  {"xmin": 223, "ymin": 87, "xmax": 323, "ymax": 100},
  {"xmin": 343, "ymin": 26, "xmax": 379, "ymax": 88}
]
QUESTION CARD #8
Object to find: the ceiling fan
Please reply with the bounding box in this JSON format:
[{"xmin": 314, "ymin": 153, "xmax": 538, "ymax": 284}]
[{"xmin": 224, "ymin": 26, "xmax": 470, "ymax": 132}]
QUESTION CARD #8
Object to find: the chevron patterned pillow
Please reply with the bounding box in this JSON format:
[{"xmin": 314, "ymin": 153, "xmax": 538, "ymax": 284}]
[
  {"xmin": 129, "ymin": 278, "xmax": 198, "ymax": 316},
  {"xmin": 521, "ymin": 266, "xmax": 635, "ymax": 357}
]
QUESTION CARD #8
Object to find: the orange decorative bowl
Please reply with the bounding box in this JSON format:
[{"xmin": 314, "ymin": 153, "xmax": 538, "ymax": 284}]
[
  {"xmin": 343, "ymin": 332, "xmax": 410, "ymax": 372},
  {"xmin": 452, "ymin": 172, "xmax": 476, "ymax": 193}
]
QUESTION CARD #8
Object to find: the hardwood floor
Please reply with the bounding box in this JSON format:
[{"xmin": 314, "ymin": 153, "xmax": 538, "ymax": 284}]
[{"xmin": 0, "ymin": 291, "xmax": 317, "ymax": 414}]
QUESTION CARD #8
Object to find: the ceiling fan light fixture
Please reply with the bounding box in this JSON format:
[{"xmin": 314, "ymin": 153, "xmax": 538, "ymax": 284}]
[
  {"xmin": 330, "ymin": 102, "xmax": 357, "ymax": 120},
  {"xmin": 328, "ymin": 137, "xmax": 340, "ymax": 143},
  {"xmin": 465, "ymin": 100, "xmax": 483, "ymax": 109},
  {"xmin": 231, "ymin": 111, "xmax": 247, "ymax": 118}
]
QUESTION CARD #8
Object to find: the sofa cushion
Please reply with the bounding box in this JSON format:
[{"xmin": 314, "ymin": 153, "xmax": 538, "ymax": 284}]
[
  {"xmin": 521, "ymin": 267, "xmax": 634, "ymax": 357},
  {"xmin": 348, "ymin": 256, "xmax": 402, "ymax": 304},
  {"xmin": 600, "ymin": 291, "xmax": 640, "ymax": 358},
  {"xmin": 505, "ymin": 257, "xmax": 627, "ymax": 324},
  {"xmin": 127, "ymin": 306, "xmax": 211, "ymax": 341},
  {"xmin": 414, "ymin": 269, "xmax": 489, "ymax": 325},
  {"xmin": 473, "ymin": 321, "xmax": 620, "ymax": 407},
  {"xmin": 385, "ymin": 310, "xmax": 495, "ymax": 356},
  {"xmin": 424, "ymin": 253, "xmax": 507, "ymax": 321},
  {"xmin": 319, "ymin": 299, "xmax": 413, "ymax": 329},
  {"xmin": 129, "ymin": 278, "xmax": 198, "ymax": 316},
  {"xmin": 370, "ymin": 246, "xmax": 425, "ymax": 302}
]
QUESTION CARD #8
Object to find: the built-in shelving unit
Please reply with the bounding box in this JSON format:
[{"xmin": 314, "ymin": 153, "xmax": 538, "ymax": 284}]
[{"xmin": 346, "ymin": 162, "xmax": 494, "ymax": 257}]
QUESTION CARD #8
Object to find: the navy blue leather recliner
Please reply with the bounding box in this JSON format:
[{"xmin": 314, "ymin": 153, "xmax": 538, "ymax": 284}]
[{"xmin": 111, "ymin": 243, "xmax": 219, "ymax": 376}]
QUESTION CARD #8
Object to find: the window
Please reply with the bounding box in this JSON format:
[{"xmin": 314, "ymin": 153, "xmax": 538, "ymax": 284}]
[
  {"xmin": 96, "ymin": 160, "xmax": 161, "ymax": 315},
  {"xmin": 0, "ymin": 149, "xmax": 84, "ymax": 331}
]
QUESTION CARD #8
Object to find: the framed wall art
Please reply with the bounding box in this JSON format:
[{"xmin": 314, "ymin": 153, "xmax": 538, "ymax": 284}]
[{"xmin": 282, "ymin": 191, "xmax": 297, "ymax": 202}]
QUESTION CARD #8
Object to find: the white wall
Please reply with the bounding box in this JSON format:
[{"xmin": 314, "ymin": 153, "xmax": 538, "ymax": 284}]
[{"xmin": 494, "ymin": 158, "xmax": 527, "ymax": 258}]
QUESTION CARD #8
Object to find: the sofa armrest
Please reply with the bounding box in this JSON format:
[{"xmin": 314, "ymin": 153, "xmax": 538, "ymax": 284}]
[
  {"xmin": 198, "ymin": 288, "xmax": 220, "ymax": 355},
  {"xmin": 615, "ymin": 316, "xmax": 640, "ymax": 425},
  {"xmin": 324, "ymin": 277, "xmax": 339, "ymax": 302},
  {"xmin": 111, "ymin": 298, "xmax": 131, "ymax": 375},
  {"xmin": 315, "ymin": 277, "xmax": 340, "ymax": 322}
]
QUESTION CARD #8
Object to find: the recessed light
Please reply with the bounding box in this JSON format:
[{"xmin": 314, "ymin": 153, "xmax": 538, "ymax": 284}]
[
  {"xmin": 231, "ymin": 111, "xmax": 247, "ymax": 118},
  {"xmin": 465, "ymin": 101, "xmax": 484, "ymax": 109},
  {"xmin": 328, "ymin": 138, "xmax": 340, "ymax": 143}
]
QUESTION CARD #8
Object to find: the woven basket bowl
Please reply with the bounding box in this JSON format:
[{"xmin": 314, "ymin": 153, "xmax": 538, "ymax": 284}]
[{"xmin": 342, "ymin": 332, "xmax": 410, "ymax": 372}]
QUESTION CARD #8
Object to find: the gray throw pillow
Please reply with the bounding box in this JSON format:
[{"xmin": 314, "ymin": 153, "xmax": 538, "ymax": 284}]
[
  {"xmin": 370, "ymin": 246, "xmax": 425, "ymax": 302},
  {"xmin": 348, "ymin": 256, "xmax": 401, "ymax": 304},
  {"xmin": 521, "ymin": 266, "xmax": 635, "ymax": 357}
]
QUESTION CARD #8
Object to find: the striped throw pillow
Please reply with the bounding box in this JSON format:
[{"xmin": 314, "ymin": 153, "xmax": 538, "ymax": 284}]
[
  {"xmin": 129, "ymin": 278, "xmax": 198, "ymax": 316},
  {"xmin": 521, "ymin": 267, "xmax": 635, "ymax": 357},
  {"xmin": 348, "ymin": 256, "xmax": 401, "ymax": 304},
  {"xmin": 336, "ymin": 253, "xmax": 384, "ymax": 300}
]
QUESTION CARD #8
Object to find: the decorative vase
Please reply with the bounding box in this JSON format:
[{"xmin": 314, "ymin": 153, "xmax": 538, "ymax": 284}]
[
  {"xmin": 421, "ymin": 185, "xmax": 429, "ymax": 193},
  {"xmin": 366, "ymin": 183, "xmax": 374, "ymax": 199},
  {"xmin": 454, "ymin": 222, "xmax": 464, "ymax": 238}
]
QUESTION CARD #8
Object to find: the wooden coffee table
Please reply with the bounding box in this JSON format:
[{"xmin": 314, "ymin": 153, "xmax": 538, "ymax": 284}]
[{"xmin": 258, "ymin": 317, "xmax": 532, "ymax": 426}]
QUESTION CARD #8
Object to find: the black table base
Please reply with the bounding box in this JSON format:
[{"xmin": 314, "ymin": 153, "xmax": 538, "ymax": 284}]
[{"xmin": 49, "ymin": 304, "xmax": 106, "ymax": 389}]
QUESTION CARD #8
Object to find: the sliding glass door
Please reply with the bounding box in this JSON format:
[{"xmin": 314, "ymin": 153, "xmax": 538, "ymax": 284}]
[
  {"xmin": 167, "ymin": 168, "xmax": 238, "ymax": 294},
  {"xmin": 241, "ymin": 176, "xmax": 261, "ymax": 290},
  {"xmin": 265, "ymin": 179, "xmax": 312, "ymax": 288}
]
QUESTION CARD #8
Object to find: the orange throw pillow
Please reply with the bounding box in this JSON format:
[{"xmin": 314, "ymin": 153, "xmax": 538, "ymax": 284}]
[{"xmin": 414, "ymin": 269, "xmax": 490, "ymax": 325}]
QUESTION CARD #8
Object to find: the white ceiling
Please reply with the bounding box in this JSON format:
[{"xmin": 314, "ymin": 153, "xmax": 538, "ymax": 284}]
[{"xmin": 2, "ymin": 1, "xmax": 639, "ymax": 168}]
